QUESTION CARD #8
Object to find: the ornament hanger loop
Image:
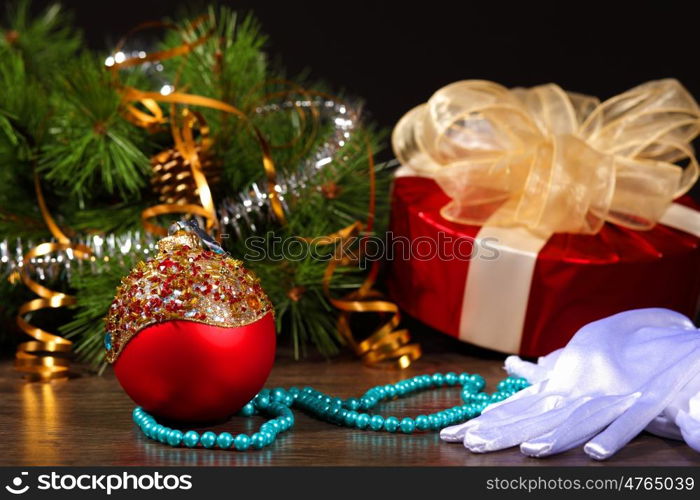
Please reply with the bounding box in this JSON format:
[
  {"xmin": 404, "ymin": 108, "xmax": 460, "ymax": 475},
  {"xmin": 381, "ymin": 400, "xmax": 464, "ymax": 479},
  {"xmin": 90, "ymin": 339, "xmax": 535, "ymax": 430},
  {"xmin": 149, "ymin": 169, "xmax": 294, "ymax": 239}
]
[{"xmin": 169, "ymin": 219, "xmax": 226, "ymax": 255}]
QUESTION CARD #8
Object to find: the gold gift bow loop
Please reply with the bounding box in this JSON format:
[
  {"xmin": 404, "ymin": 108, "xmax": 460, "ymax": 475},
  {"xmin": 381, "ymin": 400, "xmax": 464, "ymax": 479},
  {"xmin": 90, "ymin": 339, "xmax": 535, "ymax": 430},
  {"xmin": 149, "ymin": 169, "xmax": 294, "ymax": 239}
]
[
  {"xmin": 393, "ymin": 79, "xmax": 700, "ymax": 236},
  {"xmin": 580, "ymin": 79, "xmax": 700, "ymax": 202},
  {"xmin": 15, "ymin": 175, "xmax": 93, "ymax": 381}
]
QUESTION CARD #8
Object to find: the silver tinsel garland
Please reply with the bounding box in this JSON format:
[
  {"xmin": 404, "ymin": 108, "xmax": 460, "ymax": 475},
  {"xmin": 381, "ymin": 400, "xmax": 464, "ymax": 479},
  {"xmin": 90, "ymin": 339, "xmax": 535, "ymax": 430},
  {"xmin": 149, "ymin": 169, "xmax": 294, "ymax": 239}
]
[
  {"xmin": 219, "ymin": 97, "xmax": 359, "ymax": 237},
  {"xmin": 0, "ymin": 97, "xmax": 360, "ymax": 283}
]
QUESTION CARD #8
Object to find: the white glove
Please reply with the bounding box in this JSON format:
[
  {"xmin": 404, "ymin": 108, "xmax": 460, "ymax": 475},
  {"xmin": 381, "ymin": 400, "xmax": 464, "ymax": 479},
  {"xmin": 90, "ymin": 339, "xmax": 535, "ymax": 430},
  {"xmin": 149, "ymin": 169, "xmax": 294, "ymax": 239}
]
[
  {"xmin": 504, "ymin": 349, "xmax": 700, "ymax": 452},
  {"xmin": 440, "ymin": 308, "xmax": 700, "ymax": 460}
]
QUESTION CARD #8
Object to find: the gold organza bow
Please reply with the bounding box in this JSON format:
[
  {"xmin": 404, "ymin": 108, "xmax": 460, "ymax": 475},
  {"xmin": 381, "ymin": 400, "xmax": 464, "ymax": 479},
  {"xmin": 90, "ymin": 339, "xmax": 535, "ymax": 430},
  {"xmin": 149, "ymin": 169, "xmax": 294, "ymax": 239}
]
[{"xmin": 392, "ymin": 79, "xmax": 700, "ymax": 236}]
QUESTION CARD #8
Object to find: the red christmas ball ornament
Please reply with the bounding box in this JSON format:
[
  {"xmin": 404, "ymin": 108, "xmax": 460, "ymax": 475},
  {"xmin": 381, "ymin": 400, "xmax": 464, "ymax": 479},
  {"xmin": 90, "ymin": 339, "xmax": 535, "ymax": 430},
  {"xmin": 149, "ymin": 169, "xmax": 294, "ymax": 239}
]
[{"xmin": 104, "ymin": 225, "xmax": 275, "ymax": 422}]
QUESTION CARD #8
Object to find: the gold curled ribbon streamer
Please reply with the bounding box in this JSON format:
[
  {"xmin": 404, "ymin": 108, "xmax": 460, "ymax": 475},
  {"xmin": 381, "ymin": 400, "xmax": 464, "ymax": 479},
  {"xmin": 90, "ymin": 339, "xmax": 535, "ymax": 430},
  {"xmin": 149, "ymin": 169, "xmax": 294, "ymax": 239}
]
[
  {"xmin": 321, "ymin": 238, "xmax": 422, "ymax": 370},
  {"xmin": 109, "ymin": 17, "xmax": 225, "ymax": 235},
  {"xmin": 392, "ymin": 79, "xmax": 700, "ymax": 237},
  {"xmin": 111, "ymin": 18, "xmax": 213, "ymax": 71},
  {"xmin": 301, "ymin": 147, "xmax": 421, "ymax": 369},
  {"xmin": 141, "ymin": 108, "xmax": 219, "ymax": 236},
  {"xmin": 14, "ymin": 175, "xmax": 92, "ymax": 381},
  {"xmin": 111, "ymin": 18, "xmax": 419, "ymax": 368},
  {"xmin": 117, "ymin": 87, "xmax": 285, "ymax": 231}
]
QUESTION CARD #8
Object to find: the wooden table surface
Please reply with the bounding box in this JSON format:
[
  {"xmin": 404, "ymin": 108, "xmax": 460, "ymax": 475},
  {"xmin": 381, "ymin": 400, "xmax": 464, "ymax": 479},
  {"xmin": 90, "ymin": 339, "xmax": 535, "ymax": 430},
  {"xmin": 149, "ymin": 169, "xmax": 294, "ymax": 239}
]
[{"xmin": 1, "ymin": 342, "xmax": 699, "ymax": 467}]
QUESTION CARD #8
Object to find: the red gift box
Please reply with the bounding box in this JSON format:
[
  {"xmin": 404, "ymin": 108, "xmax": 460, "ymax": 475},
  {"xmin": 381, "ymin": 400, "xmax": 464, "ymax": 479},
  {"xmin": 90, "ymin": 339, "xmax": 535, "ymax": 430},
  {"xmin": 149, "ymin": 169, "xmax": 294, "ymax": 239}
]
[{"xmin": 387, "ymin": 175, "xmax": 700, "ymax": 357}]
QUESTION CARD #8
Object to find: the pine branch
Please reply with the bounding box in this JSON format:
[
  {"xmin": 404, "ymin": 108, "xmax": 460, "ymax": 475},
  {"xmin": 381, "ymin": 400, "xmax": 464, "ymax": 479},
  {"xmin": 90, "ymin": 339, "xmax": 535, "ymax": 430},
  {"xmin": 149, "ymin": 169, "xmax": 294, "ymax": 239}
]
[
  {"xmin": 178, "ymin": 7, "xmax": 268, "ymax": 107},
  {"xmin": 66, "ymin": 200, "xmax": 149, "ymax": 234},
  {"xmin": 39, "ymin": 53, "xmax": 153, "ymax": 202},
  {"xmin": 220, "ymin": 128, "xmax": 391, "ymax": 358},
  {"xmin": 61, "ymin": 251, "xmax": 141, "ymax": 371},
  {"xmin": 157, "ymin": 7, "xmax": 272, "ymax": 190},
  {"xmin": 0, "ymin": 50, "xmax": 47, "ymax": 151},
  {"xmin": 285, "ymin": 127, "xmax": 391, "ymax": 236},
  {"xmin": 0, "ymin": 47, "xmax": 50, "ymax": 242},
  {"xmin": 1, "ymin": 0, "xmax": 81, "ymax": 83}
]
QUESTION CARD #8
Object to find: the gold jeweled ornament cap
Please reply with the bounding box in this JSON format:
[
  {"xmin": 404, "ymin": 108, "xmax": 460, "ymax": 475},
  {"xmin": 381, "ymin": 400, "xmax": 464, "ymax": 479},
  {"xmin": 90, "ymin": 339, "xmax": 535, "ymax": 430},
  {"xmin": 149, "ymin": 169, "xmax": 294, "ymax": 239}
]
[{"xmin": 104, "ymin": 221, "xmax": 272, "ymax": 364}]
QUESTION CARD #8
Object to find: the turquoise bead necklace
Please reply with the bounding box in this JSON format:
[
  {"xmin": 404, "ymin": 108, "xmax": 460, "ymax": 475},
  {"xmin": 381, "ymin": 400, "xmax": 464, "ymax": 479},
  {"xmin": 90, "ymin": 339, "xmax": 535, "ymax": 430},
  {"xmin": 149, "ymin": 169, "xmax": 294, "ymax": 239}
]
[{"xmin": 133, "ymin": 372, "xmax": 529, "ymax": 451}]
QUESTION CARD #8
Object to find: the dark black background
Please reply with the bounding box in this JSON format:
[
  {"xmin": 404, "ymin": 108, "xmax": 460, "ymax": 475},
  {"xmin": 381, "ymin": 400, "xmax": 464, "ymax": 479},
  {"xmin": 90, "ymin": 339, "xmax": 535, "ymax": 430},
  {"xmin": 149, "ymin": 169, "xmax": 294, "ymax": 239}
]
[{"xmin": 26, "ymin": 0, "xmax": 698, "ymax": 131}]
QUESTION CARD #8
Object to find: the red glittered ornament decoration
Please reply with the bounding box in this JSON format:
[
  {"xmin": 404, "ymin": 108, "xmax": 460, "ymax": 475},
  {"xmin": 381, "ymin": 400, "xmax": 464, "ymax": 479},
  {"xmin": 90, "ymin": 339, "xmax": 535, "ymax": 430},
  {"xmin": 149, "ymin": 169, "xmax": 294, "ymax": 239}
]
[{"xmin": 105, "ymin": 226, "xmax": 275, "ymax": 422}]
